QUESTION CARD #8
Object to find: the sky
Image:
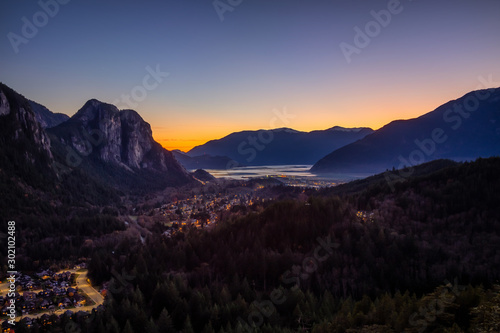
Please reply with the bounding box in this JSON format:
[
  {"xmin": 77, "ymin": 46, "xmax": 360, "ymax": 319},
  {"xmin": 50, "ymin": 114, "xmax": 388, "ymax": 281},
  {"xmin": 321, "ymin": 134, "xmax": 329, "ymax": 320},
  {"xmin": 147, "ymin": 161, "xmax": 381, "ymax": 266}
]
[{"xmin": 1, "ymin": 0, "xmax": 499, "ymax": 151}]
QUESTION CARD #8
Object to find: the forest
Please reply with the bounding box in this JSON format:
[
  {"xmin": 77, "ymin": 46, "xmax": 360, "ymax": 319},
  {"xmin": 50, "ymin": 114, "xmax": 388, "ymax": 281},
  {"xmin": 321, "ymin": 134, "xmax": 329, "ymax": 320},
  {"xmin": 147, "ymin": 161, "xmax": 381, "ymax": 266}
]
[{"xmin": 2, "ymin": 158, "xmax": 500, "ymax": 332}]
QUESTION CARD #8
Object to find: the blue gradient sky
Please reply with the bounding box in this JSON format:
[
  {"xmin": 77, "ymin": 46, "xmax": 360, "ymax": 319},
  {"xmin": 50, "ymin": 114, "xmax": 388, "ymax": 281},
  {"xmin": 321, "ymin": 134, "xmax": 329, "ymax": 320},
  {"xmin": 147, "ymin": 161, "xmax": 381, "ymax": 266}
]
[{"xmin": 1, "ymin": 0, "xmax": 499, "ymax": 151}]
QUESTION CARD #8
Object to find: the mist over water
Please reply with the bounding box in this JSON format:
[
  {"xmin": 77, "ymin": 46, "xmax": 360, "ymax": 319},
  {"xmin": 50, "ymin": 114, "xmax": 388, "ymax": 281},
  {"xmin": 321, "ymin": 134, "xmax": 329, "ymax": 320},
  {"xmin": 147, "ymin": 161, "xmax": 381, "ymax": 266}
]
[{"xmin": 204, "ymin": 165, "xmax": 372, "ymax": 182}]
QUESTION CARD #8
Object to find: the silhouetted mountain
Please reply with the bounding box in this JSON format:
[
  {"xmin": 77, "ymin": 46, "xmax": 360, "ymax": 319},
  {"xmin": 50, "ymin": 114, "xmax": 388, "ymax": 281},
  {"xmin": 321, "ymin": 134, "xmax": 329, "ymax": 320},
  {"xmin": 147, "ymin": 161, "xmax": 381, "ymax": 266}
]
[
  {"xmin": 48, "ymin": 100, "xmax": 193, "ymax": 190},
  {"xmin": 28, "ymin": 99, "xmax": 69, "ymax": 128},
  {"xmin": 188, "ymin": 126, "xmax": 373, "ymax": 165},
  {"xmin": 312, "ymin": 88, "xmax": 500, "ymax": 174},
  {"xmin": 173, "ymin": 149, "xmax": 240, "ymax": 170},
  {"xmin": 191, "ymin": 169, "xmax": 216, "ymax": 182}
]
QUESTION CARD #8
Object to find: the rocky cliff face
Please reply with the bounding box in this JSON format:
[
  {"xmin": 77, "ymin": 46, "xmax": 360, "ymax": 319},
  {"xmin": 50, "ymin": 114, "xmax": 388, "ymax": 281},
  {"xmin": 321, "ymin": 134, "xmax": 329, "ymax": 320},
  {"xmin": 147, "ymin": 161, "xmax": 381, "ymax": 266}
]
[
  {"xmin": 68, "ymin": 99, "xmax": 123, "ymax": 165},
  {"xmin": 0, "ymin": 89, "xmax": 10, "ymax": 116},
  {"xmin": 0, "ymin": 83, "xmax": 54, "ymax": 179},
  {"xmin": 120, "ymin": 109, "xmax": 155, "ymax": 169},
  {"xmin": 50, "ymin": 99, "xmax": 192, "ymax": 188}
]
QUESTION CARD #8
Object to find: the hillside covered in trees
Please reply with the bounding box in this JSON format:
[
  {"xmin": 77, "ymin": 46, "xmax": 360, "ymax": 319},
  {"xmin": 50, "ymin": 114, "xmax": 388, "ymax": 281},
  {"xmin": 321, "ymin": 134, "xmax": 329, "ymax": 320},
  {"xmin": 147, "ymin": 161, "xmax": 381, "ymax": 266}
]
[{"xmin": 11, "ymin": 158, "xmax": 497, "ymax": 332}]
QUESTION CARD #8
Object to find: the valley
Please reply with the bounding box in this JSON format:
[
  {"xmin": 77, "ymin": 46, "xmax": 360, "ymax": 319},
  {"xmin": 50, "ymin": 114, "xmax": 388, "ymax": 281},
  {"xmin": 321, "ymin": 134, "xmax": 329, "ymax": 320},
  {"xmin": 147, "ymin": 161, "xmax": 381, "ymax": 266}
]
[
  {"xmin": 2, "ymin": 1, "xmax": 499, "ymax": 331},
  {"xmin": 0, "ymin": 82, "xmax": 499, "ymax": 332}
]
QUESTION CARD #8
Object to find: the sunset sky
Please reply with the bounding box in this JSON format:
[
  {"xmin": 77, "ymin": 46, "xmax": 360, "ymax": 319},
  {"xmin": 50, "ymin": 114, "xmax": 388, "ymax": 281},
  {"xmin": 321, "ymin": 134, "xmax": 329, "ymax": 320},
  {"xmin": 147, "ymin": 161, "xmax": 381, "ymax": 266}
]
[{"xmin": 1, "ymin": 0, "xmax": 499, "ymax": 151}]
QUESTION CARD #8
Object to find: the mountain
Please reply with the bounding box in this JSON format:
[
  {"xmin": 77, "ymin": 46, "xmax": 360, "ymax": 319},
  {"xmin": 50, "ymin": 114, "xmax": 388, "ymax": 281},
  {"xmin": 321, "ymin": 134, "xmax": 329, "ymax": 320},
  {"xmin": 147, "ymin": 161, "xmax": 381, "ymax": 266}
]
[
  {"xmin": 0, "ymin": 82, "xmax": 193, "ymax": 219},
  {"xmin": 0, "ymin": 83, "xmax": 125, "ymax": 220},
  {"xmin": 48, "ymin": 99, "xmax": 193, "ymax": 189},
  {"xmin": 187, "ymin": 126, "xmax": 373, "ymax": 166},
  {"xmin": 172, "ymin": 150, "xmax": 240, "ymax": 170},
  {"xmin": 311, "ymin": 88, "xmax": 500, "ymax": 174},
  {"xmin": 191, "ymin": 169, "xmax": 216, "ymax": 182},
  {"xmin": 28, "ymin": 99, "xmax": 69, "ymax": 128},
  {"xmin": 0, "ymin": 82, "xmax": 55, "ymax": 187}
]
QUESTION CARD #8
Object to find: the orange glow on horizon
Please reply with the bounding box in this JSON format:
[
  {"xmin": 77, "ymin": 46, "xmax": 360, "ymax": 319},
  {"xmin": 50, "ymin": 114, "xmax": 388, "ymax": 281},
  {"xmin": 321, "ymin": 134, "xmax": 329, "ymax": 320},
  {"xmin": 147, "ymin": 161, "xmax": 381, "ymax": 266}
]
[
  {"xmin": 152, "ymin": 127, "xmax": 236, "ymax": 153},
  {"xmin": 153, "ymin": 107, "xmax": 428, "ymax": 152},
  {"xmin": 151, "ymin": 90, "xmax": 465, "ymax": 152}
]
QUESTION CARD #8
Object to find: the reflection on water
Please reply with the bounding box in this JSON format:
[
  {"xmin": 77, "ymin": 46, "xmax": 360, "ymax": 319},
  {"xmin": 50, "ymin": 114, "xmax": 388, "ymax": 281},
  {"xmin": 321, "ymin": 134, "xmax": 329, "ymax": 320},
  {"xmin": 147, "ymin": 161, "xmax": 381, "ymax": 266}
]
[
  {"xmin": 205, "ymin": 165, "xmax": 314, "ymax": 179},
  {"xmin": 203, "ymin": 165, "xmax": 371, "ymax": 182}
]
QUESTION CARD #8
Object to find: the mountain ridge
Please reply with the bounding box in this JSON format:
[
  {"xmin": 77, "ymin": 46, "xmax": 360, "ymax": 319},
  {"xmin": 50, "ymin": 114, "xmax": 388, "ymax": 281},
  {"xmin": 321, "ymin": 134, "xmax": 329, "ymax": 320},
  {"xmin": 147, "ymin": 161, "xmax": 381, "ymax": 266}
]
[
  {"xmin": 28, "ymin": 99, "xmax": 69, "ymax": 129},
  {"xmin": 48, "ymin": 98, "xmax": 193, "ymax": 189},
  {"xmin": 311, "ymin": 87, "xmax": 500, "ymax": 174},
  {"xmin": 188, "ymin": 126, "xmax": 374, "ymax": 166},
  {"xmin": 0, "ymin": 81, "xmax": 194, "ymax": 194},
  {"xmin": 0, "ymin": 82, "xmax": 55, "ymax": 187}
]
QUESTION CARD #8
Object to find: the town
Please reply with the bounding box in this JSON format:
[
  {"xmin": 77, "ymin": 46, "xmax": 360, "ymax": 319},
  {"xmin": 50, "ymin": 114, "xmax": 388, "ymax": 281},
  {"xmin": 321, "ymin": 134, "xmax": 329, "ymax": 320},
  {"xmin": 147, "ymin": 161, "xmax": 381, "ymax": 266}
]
[
  {"xmin": 0, "ymin": 267, "xmax": 101, "ymax": 331},
  {"xmin": 135, "ymin": 175, "xmax": 339, "ymax": 237},
  {"xmin": 1, "ymin": 175, "xmax": 339, "ymax": 331},
  {"xmin": 147, "ymin": 190, "xmax": 265, "ymax": 237}
]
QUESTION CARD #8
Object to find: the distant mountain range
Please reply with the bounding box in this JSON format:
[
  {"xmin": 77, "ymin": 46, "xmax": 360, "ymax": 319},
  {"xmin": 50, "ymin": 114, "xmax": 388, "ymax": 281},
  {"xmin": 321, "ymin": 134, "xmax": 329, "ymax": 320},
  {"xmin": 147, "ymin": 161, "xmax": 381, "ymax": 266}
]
[
  {"xmin": 187, "ymin": 127, "xmax": 374, "ymax": 166},
  {"xmin": 311, "ymin": 88, "xmax": 500, "ymax": 174},
  {"xmin": 2, "ymin": 80, "xmax": 500, "ymax": 191}
]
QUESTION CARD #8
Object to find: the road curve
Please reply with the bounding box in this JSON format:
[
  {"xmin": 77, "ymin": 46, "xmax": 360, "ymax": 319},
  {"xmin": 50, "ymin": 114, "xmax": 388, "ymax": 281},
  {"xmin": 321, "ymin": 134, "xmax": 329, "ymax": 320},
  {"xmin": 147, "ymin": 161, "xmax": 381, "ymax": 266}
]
[{"xmin": 0, "ymin": 269, "xmax": 104, "ymax": 322}]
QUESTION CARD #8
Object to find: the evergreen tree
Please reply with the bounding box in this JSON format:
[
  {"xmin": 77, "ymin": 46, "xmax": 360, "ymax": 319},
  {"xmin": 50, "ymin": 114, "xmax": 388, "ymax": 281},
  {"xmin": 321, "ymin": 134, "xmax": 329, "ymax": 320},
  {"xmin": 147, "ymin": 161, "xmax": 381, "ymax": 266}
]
[
  {"xmin": 121, "ymin": 320, "xmax": 134, "ymax": 333},
  {"xmin": 157, "ymin": 308, "xmax": 175, "ymax": 333}
]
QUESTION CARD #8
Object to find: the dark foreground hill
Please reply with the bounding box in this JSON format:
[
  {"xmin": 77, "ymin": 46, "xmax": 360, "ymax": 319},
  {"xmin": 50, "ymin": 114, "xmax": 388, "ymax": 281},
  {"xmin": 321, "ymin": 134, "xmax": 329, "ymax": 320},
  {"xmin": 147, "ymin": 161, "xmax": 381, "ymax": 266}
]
[{"xmin": 80, "ymin": 157, "xmax": 500, "ymax": 333}]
